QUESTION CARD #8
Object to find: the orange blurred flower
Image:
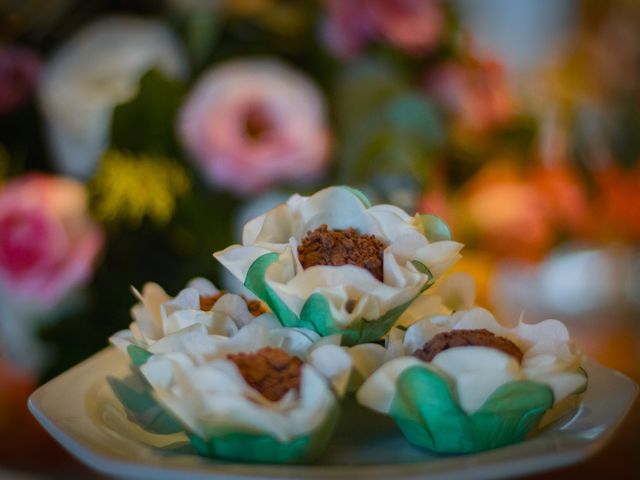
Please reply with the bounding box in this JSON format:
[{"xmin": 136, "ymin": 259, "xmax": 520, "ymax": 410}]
[
  {"xmin": 593, "ymin": 163, "xmax": 640, "ymax": 241},
  {"xmin": 530, "ymin": 163, "xmax": 591, "ymax": 237},
  {"xmin": 457, "ymin": 160, "xmax": 590, "ymax": 260}
]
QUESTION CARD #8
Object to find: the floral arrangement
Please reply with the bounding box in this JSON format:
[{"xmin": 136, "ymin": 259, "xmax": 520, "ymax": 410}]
[
  {"xmin": 0, "ymin": 0, "xmax": 634, "ymax": 408},
  {"xmin": 108, "ymin": 186, "xmax": 587, "ymax": 461},
  {"xmin": 1, "ymin": 0, "xmax": 522, "ymax": 378}
]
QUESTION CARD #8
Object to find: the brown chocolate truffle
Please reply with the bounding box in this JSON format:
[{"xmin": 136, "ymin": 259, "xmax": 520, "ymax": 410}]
[
  {"xmin": 227, "ymin": 347, "xmax": 303, "ymax": 402},
  {"xmin": 414, "ymin": 329, "xmax": 524, "ymax": 363},
  {"xmin": 297, "ymin": 224, "xmax": 386, "ymax": 281}
]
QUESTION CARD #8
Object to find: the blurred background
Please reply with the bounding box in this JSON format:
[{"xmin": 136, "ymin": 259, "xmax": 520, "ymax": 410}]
[{"xmin": 0, "ymin": 0, "xmax": 638, "ymax": 478}]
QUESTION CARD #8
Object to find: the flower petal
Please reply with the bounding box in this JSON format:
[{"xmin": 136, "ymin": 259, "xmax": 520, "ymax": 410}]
[
  {"xmin": 269, "ymin": 327, "xmax": 321, "ymax": 358},
  {"xmin": 161, "ymin": 287, "xmax": 200, "ymax": 325},
  {"xmin": 39, "ymin": 16, "xmax": 187, "ymax": 178},
  {"xmin": 148, "ymin": 323, "xmax": 222, "ymax": 358},
  {"xmin": 140, "ymin": 351, "xmax": 194, "ymax": 390},
  {"xmin": 211, "ymin": 293, "xmax": 255, "ymax": 327},
  {"xmin": 296, "ymin": 186, "xmax": 369, "ymax": 233},
  {"xmin": 432, "ymin": 346, "xmax": 521, "ymax": 413},
  {"xmin": 307, "ymin": 344, "xmax": 352, "ymax": 397},
  {"xmin": 402, "ymin": 313, "xmax": 452, "ymax": 355},
  {"xmin": 349, "ymin": 343, "xmax": 387, "ymax": 380},
  {"xmin": 164, "ymin": 309, "xmax": 214, "ymax": 335},
  {"xmin": 523, "ymin": 340, "xmax": 583, "ymax": 375},
  {"xmin": 528, "ymin": 370, "xmax": 587, "ymax": 405},
  {"xmin": 214, "ymin": 244, "xmax": 272, "ymax": 283},
  {"xmin": 414, "ymin": 240, "xmax": 464, "ymax": 278},
  {"xmin": 186, "ymin": 277, "xmax": 220, "ymax": 296},
  {"xmin": 356, "ymin": 356, "xmax": 425, "ymax": 414},
  {"xmin": 396, "ymin": 292, "xmax": 444, "ymax": 328},
  {"xmin": 431, "ymin": 272, "xmax": 476, "ymax": 311},
  {"xmin": 109, "ymin": 329, "xmax": 136, "ymax": 353},
  {"xmin": 514, "ymin": 318, "xmax": 571, "ymax": 349},
  {"xmin": 451, "ymin": 307, "xmax": 506, "ymax": 334},
  {"xmin": 250, "ymin": 203, "xmax": 295, "ymax": 246},
  {"xmin": 365, "ymin": 204, "xmax": 417, "ymax": 243},
  {"xmin": 130, "ymin": 283, "xmax": 170, "ymax": 341}
]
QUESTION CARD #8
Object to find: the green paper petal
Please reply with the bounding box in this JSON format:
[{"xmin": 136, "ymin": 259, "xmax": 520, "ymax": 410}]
[
  {"xmin": 108, "ymin": 371, "xmax": 183, "ymax": 434},
  {"xmin": 244, "ymin": 253, "xmax": 417, "ymax": 345},
  {"xmin": 300, "ymin": 293, "xmax": 415, "ymax": 346},
  {"xmin": 340, "ymin": 186, "xmax": 372, "ymax": 208},
  {"xmin": 127, "ymin": 345, "xmax": 153, "ymax": 367},
  {"xmin": 244, "ymin": 252, "xmax": 300, "ymax": 328},
  {"xmin": 188, "ymin": 404, "xmax": 340, "ymax": 464},
  {"xmin": 419, "ymin": 214, "xmax": 452, "ymax": 242},
  {"xmin": 390, "ymin": 366, "xmax": 553, "ymax": 454}
]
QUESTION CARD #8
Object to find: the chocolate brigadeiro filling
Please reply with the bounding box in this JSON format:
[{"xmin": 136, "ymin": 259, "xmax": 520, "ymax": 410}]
[
  {"xmin": 297, "ymin": 224, "xmax": 386, "ymax": 282},
  {"xmin": 227, "ymin": 347, "xmax": 303, "ymax": 402},
  {"xmin": 199, "ymin": 292, "xmax": 267, "ymax": 317},
  {"xmin": 414, "ymin": 329, "xmax": 524, "ymax": 363}
]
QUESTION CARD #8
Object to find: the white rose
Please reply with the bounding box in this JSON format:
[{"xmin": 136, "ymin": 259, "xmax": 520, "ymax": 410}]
[{"xmin": 38, "ymin": 16, "xmax": 187, "ymax": 178}]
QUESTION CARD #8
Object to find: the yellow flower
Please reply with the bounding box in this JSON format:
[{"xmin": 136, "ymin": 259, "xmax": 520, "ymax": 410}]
[{"xmin": 91, "ymin": 150, "xmax": 190, "ymax": 227}]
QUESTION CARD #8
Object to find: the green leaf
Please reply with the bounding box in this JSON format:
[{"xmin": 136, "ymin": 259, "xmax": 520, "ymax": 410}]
[
  {"xmin": 110, "ymin": 69, "xmax": 185, "ymax": 155},
  {"xmin": 107, "ymin": 372, "xmax": 183, "ymax": 435},
  {"xmin": 390, "ymin": 367, "xmax": 553, "ymax": 453},
  {"xmin": 188, "ymin": 403, "xmax": 339, "ymax": 463},
  {"xmin": 127, "ymin": 344, "xmax": 152, "ymax": 367},
  {"xmin": 419, "ymin": 214, "xmax": 452, "ymax": 242}
]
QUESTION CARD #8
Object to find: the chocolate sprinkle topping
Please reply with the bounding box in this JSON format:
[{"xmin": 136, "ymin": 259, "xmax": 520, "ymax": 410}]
[
  {"xmin": 228, "ymin": 347, "xmax": 303, "ymax": 402},
  {"xmin": 414, "ymin": 329, "xmax": 524, "ymax": 363},
  {"xmin": 297, "ymin": 224, "xmax": 386, "ymax": 281}
]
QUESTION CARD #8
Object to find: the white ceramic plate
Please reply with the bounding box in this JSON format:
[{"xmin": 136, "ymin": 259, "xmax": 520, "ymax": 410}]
[{"xmin": 29, "ymin": 347, "xmax": 637, "ymax": 480}]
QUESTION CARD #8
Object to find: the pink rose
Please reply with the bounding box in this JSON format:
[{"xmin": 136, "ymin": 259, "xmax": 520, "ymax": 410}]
[
  {"xmin": 179, "ymin": 59, "xmax": 331, "ymax": 195},
  {"xmin": 424, "ymin": 56, "xmax": 514, "ymax": 132},
  {"xmin": 0, "ymin": 174, "xmax": 104, "ymax": 304},
  {"xmin": 321, "ymin": 0, "xmax": 443, "ymax": 57},
  {"xmin": 0, "ymin": 45, "xmax": 40, "ymax": 116}
]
